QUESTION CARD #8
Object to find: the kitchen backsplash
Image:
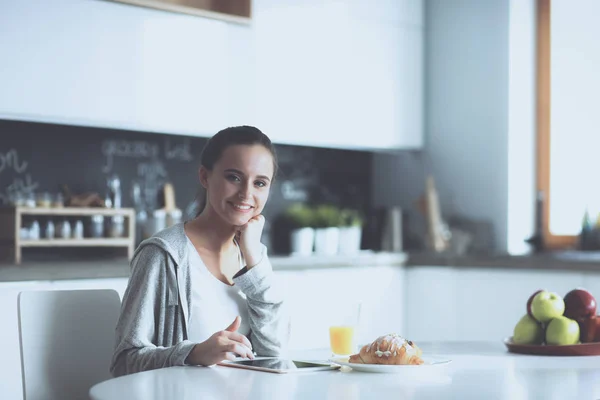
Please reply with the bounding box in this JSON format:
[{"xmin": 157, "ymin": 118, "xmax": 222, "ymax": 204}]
[{"xmin": 0, "ymin": 119, "xmax": 373, "ymax": 254}]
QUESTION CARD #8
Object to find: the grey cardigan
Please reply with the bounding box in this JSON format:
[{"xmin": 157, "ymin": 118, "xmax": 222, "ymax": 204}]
[{"xmin": 110, "ymin": 223, "xmax": 289, "ymax": 377}]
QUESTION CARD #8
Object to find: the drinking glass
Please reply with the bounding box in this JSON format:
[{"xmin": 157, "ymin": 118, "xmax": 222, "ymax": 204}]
[{"xmin": 328, "ymin": 302, "xmax": 362, "ymax": 357}]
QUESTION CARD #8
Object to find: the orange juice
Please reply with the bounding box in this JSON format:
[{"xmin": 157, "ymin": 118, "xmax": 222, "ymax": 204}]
[{"xmin": 329, "ymin": 326, "xmax": 356, "ymax": 355}]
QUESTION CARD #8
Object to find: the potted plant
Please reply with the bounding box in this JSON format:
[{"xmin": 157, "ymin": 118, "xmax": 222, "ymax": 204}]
[
  {"xmin": 313, "ymin": 205, "xmax": 343, "ymax": 255},
  {"xmin": 338, "ymin": 209, "xmax": 364, "ymax": 255},
  {"xmin": 284, "ymin": 203, "xmax": 315, "ymax": 255}
]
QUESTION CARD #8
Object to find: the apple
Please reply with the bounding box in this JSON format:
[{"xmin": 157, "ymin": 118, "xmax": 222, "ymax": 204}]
[
  {"xmin": 526, "ymin": 289, "xmax": 544, "ymax": 318},
  {"xmin": 546, "ymin": 316, "xmax": 580, "ymax": 345},
  {"xmin": 513, "ymin": 314, "xmax": 544, "ymax": 345},
  {"xmin": 564, "ymin": 288, "xmax": 597, "ymax": 321},
  {"xmin": 531, "ymin": 291, "xmax": 565, "ymax": 323},
  {"xmin": 579, "ymin": 315, "xmax": 600, "ymax": 343}
]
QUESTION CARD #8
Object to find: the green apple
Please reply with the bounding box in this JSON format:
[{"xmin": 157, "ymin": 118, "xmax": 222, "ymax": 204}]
[
  {"xmin": 531, "ymin": 291, "xmax": 565, "ymax": 323},
  {"xmin": 513, "ymin": 314, "xmax": 544, "ymax": 344},
  {"xmin": 546, "ymin": 316, "xmax": 580, "ymax": 345}
]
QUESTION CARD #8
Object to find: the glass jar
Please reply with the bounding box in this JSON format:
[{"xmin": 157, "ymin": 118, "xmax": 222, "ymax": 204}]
[
  {"xmin": 45, "ymin": 220, "xmax": 55, "ymax": 239},
  {"xmin": 90, "ymin": 215, "xmax": 105, "ymax": 238},
  {"xmin": 52, "ymin": 193, "xmax": 65, "ymax": 208},
  {"xmin": 72, "ymin": 220, "xmax": 84, "ymax": 239},
  {"xmin": 36, "ymin": 192, "xmax": 52, "ymax": 208},
  {"xmin": 109, "ymin": 215, "xmax": 125, "ymax": 238},
  {"xmin": 59, "ymin": 220, "xmax": 71, "ymax": 239}
]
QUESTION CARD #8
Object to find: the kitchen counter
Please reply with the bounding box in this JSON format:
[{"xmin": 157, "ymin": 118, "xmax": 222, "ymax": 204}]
[
  {"xmin": 407, "ymin": 251, "xmax": 600, "ymax": 271},
  {"xmin": 5, "ymin": 248, "xmax": 600, "ymax": 283},
  {"xmin": 0, "ymin": 251, "xmax": 407, "ymax": 283}
]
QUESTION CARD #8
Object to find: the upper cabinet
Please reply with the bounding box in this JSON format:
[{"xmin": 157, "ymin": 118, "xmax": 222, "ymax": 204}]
[
  {"xmin": 252, "ymin": 0, "xmax": 423, "ymax": 150},
  {"xmin": 0, "ymin": 0, "xmax": 423, "ymax": 151}
]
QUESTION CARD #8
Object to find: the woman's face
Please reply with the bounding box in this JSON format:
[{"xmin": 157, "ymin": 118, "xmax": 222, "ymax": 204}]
[{"xmin": 200, "ymin": 144, "xmax": 274, "ymax": 227}]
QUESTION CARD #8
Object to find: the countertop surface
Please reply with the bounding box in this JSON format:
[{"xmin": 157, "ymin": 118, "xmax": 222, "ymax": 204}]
[
  {"xmin": 90, "ymin": 341, "xmax": 600, "ymax": 400},
  {"xmin": 0, "ymin": 252, "xmax": 407, "ymax": 283},
  {"xmin": 407, "ymin": 251, "xmax": 600, "ymax": 271},
  {"xmin": 4, "ymin": 249, "xmax": 600, "ymax": 284}
]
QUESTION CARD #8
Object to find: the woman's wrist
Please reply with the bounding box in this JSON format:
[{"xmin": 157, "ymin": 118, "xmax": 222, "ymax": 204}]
[
  {"xmin": 243, "ymin": 246, "xmax": 264, "ymax": 269},
  {"xmin": 185, "ymin": 343, "xmax": 203, "ymax": 365}
]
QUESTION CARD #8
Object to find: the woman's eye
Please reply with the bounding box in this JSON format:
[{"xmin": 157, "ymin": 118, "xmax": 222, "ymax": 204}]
[
  {"xmin": 255, "ymin": 181, "xmax": 267, "ymax": 188},
  {"xmin": 226, "ymin": 174, "xmax": 241, "ymax": 182}
]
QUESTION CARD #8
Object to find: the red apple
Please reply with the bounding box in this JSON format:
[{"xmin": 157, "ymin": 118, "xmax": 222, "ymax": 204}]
[
  {"xmin": 527, "ymin": 289, "xmax": 544, "ymax": 318},
  {"xmin": 564, "ymin": 288, "xmax": 597, "ymax": 320},
  {"xmin": 579, "ymin": 315, "xmax": 600, "ymax": 343}
]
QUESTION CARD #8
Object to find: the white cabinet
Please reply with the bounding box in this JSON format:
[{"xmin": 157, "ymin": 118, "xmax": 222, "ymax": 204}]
[
  {"xmin": 0, "ymin": 0, "xmax": 241, "ymax": 137},
  {"xmin": 275, "ymin": 265, "xmax": 405, "ymax": 350},
  {"xmin": 404, "ymin": 266, "xmax": 587, "ymax": 342},
  {"xmin": 253, "ymin": 0, "xmax": 424, "ymax": 150},
  {"xmin": 0, "ymin": 0, "xmax": 423, "ymax": 151}
]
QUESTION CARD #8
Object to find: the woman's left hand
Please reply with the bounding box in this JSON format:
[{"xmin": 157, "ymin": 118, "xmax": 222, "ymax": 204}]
[{"xmin": 237, "ymin": 215, "xmax": 265, "ymax": 268}]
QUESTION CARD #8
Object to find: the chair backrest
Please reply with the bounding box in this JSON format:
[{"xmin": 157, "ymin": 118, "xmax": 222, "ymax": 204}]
[{"xmin": 18, "ymin": 289, "xmax": 121, "ymax": 400}]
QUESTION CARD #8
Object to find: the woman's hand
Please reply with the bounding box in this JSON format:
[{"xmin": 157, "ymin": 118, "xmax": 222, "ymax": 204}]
[
  {"xmin": 237, "ymin": 214, "xmax": 265, "ymax": 268},
  {"xmin": 186, "ymin": 316, "xmax": 254, "ymax": 366}
]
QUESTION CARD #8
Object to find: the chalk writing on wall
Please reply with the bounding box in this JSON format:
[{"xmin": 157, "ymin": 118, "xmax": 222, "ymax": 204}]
[
  {"xmin": 100, "ymin": 138, "xmax": 193, "ymax": 210},
  {"xmin": 138, "ymin": 160, "xmax": 168, "ymax": 210},
  {"xmin": 101, "ymin": 140, "xmax": 161, "ymax": 173},
  {"xmin": 164, "ymin": 138, "xmax": 193, "ymax": 162},
  {"xmin": 0, "ymin": 149, "xmax": 39, "ymax": 205}
]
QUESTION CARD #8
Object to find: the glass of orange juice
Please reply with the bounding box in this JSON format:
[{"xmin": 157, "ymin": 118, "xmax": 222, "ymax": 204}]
[{"xmin": 329, "ymin": 302, "xmax": 361, "ymax": 357}]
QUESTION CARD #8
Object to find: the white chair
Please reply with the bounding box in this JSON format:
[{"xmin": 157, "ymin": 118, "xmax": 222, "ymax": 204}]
[{"xmin": 18, "ymin": 289, "xmax": 121, "ymax": 400}]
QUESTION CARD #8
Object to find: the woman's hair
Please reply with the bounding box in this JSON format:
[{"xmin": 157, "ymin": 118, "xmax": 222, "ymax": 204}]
[{"xmin": 195, "ymin": 125, "xmax": 278, "ymax": 216}]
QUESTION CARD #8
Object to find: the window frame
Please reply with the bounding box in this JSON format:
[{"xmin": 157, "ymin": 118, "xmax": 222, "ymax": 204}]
[{"xmin": 536, "ymin": 0, "xmax": 578, "ymax": 249}]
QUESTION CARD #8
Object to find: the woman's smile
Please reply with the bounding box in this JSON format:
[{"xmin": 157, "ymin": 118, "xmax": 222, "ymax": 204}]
[{"xmin": 229, "ymin": 201, "xmax": 254, "ymax": 213}]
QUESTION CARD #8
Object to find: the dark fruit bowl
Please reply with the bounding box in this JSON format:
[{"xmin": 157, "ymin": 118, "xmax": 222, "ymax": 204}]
[{"xmin": 504, "ymin": 337, "xmax": 600, "ymax": 356}]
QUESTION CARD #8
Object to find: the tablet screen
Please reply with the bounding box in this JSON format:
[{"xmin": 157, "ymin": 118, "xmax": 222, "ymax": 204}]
[{"xmin": 230, "ymin": 359, "xmax": 327, "ymax": 370}]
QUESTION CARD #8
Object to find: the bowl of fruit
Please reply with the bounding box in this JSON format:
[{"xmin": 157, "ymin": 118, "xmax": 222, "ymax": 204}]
[{"xmin": 504, "ymin": 288, "xmax": 600, "ymax": 355}]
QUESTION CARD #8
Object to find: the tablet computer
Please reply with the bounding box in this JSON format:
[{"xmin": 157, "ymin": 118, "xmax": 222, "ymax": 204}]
[{"xmin": 219, "ymin": 358, "xmax": 340, "ymax": 374}]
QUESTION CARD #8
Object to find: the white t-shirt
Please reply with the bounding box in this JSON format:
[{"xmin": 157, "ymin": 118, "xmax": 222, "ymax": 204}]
[{"xmin": 186, "ymin": 238, "xmax": 251, "ymax": 343}]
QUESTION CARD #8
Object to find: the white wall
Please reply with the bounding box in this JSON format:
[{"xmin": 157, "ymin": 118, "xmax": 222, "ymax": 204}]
[
  {"xmin": 507, "ymin": 0, "xmax": 536, "ymax": 254},
  {"xmin": 373, "ymin": 0, "xmax": 537, "ymax": 254},
  {"xmin": 0, "ymin": 0, "xmax": 423, "ymax": 150},
  {"xmin": 426, "ymin": 0, "xmax": 510, "ymax": 251}
]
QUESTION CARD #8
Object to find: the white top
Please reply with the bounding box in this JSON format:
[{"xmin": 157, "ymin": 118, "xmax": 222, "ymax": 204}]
[
  {"xmin": 90, "ymin": 341, "xmax": 600, "ymax": 400},
  {"xmin": 186, "ymin": 238, "xmax": 250, "ymax": 343}
]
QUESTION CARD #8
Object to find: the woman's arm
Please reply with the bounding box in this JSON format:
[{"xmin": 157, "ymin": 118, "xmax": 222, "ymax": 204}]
[
  {"xmin": 110, "ymin": 245, "xmax": 196, "ymax": 377},
  {"xmin": 233, "ymin": 245, "xmax": 291, "ymax": 357}
]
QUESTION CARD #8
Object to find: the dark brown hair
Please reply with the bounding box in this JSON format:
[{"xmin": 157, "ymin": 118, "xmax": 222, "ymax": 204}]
[{"xmin": 195, "ymin": 126, "xmax": 278, "ymax": 215}]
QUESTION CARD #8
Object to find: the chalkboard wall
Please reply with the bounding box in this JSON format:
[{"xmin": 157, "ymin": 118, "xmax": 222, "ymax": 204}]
[{"xmin": 0, "ymin": 119, "xmax": 374, "ymax": 254}]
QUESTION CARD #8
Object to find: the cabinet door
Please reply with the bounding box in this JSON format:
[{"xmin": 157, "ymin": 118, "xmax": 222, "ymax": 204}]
[
  {"xmin": 275, "ymin": 266, "xmax": 404, "ymax": 350},
  {"xmin": 453, "ymin": 268, "xmax": 583, "ymax": 341},
  {"xmin": 404, "ymin": 267, "xmax": 459, "ymax": 341},
  {"xmin": 0, "ymin": 1, "xmax": 245, "ymax": 137},
  {"xmin": 405, "ymin": 266, "xmax": 586, "ymax": 342},
  {"xmin": 253, "ymin": 1, "xmax": 423, "ymax": 150}
]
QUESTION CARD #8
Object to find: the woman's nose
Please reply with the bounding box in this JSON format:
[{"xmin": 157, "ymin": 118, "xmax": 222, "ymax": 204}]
[{"xmin": 238, "ymin": 182, "xmax": 252, "ymax": 199}]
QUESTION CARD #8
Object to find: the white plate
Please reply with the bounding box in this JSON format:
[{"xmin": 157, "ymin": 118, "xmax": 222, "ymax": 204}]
[{"xmin": 329, "ymin": 356, "xmax": 452, "ymax": 374}]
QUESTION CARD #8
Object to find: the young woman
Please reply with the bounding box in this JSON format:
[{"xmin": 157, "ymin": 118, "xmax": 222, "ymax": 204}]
[{"xmin": 110, "ymin": 126, "xmax": 289, "ymax": 377}]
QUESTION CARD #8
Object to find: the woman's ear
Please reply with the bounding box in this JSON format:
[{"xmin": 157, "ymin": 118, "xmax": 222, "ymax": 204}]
[{"xmin": 199, "ymin": 166, "xmax": 209, "ymax": 189}]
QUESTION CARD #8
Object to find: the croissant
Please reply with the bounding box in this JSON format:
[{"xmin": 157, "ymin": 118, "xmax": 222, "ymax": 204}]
[{"xmin": 348, "ymin": 333, "xmax": 424, "ymax": 365}]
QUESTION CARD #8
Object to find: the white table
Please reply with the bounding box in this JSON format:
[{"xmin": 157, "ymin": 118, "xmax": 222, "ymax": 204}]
[{"xmin": 90, "ymin": 342, "xmax": 600, "ymax": 400}]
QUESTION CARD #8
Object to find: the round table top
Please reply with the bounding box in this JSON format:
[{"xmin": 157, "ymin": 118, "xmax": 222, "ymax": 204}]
[{"xmin": 90, "ymin": 341, "xmax": 600, "ymax": 400}]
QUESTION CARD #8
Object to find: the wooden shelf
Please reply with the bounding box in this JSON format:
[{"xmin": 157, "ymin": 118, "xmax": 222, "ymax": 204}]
[
  {"xmin": 1, "ymin": 207, "xmax": 135, "ymax": 217},
  {"xmin": 20, "ymin": 238, "xmax": 131, "ymax": 247},
  {"xmin": 0, "ymin": 207, "xmax": 136, "ymax": 264}
]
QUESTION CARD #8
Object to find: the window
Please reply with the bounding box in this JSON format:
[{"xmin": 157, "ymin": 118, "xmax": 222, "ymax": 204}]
[{"xmin": 537, "ymin": 0, "xmax": 600, "ymax": 248}]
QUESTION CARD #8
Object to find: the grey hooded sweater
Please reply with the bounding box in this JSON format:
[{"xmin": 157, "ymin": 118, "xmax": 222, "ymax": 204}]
[{"xmin": 110, "ymin": 222, "xmax": 289, "ymax": 377}]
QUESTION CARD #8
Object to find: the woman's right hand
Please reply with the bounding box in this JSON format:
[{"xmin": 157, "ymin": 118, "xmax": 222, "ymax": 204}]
[{"xmin": 186, "ymin": 316, "xmax": 254, "ymax": 366}]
